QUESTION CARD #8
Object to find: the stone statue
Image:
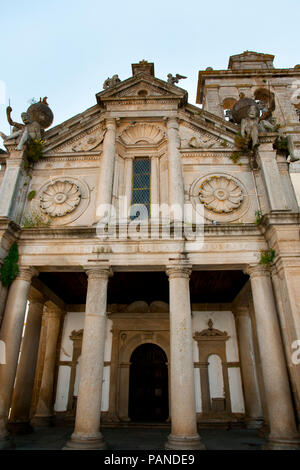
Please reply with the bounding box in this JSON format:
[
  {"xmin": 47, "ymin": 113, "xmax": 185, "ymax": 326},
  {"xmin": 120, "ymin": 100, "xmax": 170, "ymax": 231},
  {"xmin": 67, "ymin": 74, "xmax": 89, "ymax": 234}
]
[
  {"xmin": 241, "ymin": 105, "xmax": 259, "ymax": 148},
  {"xmin": 167, "ymin": 73, "xmax": 187, "ymax": 85},
  {"xmin": 0, "ymin": 97, "xmax": 53, "ymax": 150},
  {"xmin": 257, "ymin": 94, "xmax": 278, "ymax": 133},
  {"xmin": 0, "ymin": 107, "xmax": 41, "ymax": 150},
  {"xmin": 103, "ymin": 75, "xmax": 121, "ymax": 89}
]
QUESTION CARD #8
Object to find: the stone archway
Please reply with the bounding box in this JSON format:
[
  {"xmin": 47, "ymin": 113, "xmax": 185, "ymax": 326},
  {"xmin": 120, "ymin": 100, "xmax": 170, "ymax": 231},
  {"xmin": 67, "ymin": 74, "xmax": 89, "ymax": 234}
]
[{"xmin": 128, "ymin": 343, "xmax": 169, "ymax": 422}]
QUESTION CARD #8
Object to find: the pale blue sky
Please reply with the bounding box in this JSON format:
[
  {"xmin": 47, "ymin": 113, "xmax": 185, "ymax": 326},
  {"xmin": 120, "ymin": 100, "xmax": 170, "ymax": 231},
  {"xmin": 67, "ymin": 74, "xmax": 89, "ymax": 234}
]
[{"xmin": 1, "ymin": 0, "xmax": 299, "ymax": 148}]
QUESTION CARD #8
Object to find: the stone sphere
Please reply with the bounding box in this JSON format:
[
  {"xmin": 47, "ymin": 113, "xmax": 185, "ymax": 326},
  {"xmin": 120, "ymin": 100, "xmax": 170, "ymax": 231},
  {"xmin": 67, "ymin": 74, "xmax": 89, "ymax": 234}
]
[
  {"xmin": 232, "ymin": 98, "xmax": 259, "ymax": 124},
  {"xmin": 27, "ymin": 101, "xmax": 54, "ymax": 129}
]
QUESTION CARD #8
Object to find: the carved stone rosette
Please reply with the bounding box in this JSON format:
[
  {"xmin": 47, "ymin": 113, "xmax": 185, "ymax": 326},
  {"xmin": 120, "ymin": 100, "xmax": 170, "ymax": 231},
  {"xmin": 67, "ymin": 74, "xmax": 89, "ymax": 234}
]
[
  {"xmin": 199, "ymin": 175, "xmax": 243, "ymax": 213},
  {"xmin": 34, "ymin": 176, "xmax": 90, "ymax": 226},
  {"xmin": 39, "ymin": 180, "xmax": 81, "ymax": 217},
  {"xmin": 190, "ymin": 172, "xmax": 249, "ymax": 223}
]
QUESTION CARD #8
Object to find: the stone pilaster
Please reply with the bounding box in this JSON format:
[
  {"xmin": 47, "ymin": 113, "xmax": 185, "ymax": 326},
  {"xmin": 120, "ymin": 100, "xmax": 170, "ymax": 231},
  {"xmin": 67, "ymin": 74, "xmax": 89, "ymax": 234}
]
[
  {"xmin": 257, "ymin": 140, "xmax": 289, "ymax": 211},
  {"xmin": 123, "ymin": 156, "xmax": 134, "ymax": 219},
  {"xmin": 165, "ymin": 263, "xmax": 205, "ymax": 450},
  {"xmin": 167, "ymin": 118, "xmax": 185, "ymax": 219},
  {"xmin": 247, "ymin": 264, "xmax": 300, "ymax": 449},
  {"xmin": 235, "ymin": 305, "xmax": 263, "ymax": 429},
  {"xmin": 32, "ymin": 301, "xmax": 62, "ymax": 426},
  {"xmin": 64, "ymin": 267, "xmax": 112, "ymax": 450},
  {"xmin": 150, "ymin": 155, "xmax": 160, "ymax": 219},
  {"xmin": 95, "ymin": 119, "xmax": 116, "ymax": 222},
  {"xmin": 8, "ymin": 289, "xmax": 45, "ymax": 433},
  {"xmin": 0, "ymin": 267, "xmax": 37, "ymax": 449}
]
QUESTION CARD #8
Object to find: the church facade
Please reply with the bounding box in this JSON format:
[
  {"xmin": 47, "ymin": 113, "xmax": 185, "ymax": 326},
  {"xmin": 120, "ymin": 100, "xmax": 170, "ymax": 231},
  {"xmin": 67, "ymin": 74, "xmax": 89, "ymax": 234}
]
[{"xmin": 0, "ymin": 51, "xmax": 300, "ymax": 450}]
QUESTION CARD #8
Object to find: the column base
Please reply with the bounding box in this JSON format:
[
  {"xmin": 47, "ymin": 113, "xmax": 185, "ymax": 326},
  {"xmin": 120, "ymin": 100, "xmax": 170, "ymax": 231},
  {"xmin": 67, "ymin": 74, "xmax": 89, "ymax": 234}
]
[
  {"xmin": 165, "ymin": 433, "xmax": 205, "ymax": 450},
  {"xmin": 31, "ymin": 415, "xmax": 55, "ymax": 427},
  {"xmin": 7, "ymin": 421, "xmax": 34, "ymax": 435},
  {"xmin": 257, "ymin": 421, "xmax": 269, "ymax": 439},
  {"xmin": 262, "ymin": 436, "xmax": 300, "ymax": 450},
  {"xmin": 245, "ymin": 418, "xmax": 264, "ymax": 430},
  {"xmin": 63, "ymin": 433, "xmax": 107, "ymax": 450},
  {"xmin": 0, "ymin": 435, "xmax": 15, "ymax": 450}
]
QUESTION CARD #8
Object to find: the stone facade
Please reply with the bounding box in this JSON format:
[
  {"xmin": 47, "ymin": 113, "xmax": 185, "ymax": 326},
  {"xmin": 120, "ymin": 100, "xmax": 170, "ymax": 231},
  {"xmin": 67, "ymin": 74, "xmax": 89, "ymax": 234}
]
[{"xmin": 0, "ymin": 52, "xmax": 300, "ymax": 450}]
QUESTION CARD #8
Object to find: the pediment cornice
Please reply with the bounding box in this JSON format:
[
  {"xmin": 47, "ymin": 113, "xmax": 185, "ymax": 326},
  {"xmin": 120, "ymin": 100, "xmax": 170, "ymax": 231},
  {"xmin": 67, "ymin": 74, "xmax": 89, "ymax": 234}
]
[{"xmin": 96, "ymin": 73, "xmax": 187, "ymax": 108}]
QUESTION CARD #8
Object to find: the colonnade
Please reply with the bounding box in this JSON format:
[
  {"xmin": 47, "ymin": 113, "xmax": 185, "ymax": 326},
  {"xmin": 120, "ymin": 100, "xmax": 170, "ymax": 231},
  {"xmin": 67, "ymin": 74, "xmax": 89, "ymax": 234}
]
[{"xmin": 0, "ymin": 261, "xmax": 299, "ymax": 449}]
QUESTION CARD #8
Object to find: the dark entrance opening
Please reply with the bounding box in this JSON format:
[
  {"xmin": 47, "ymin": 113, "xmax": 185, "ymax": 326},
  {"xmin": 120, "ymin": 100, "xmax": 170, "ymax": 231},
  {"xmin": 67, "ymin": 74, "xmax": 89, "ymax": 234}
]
[{"xmin": 129, "ymin": 344, "xmax": 169, "ymax": 422}]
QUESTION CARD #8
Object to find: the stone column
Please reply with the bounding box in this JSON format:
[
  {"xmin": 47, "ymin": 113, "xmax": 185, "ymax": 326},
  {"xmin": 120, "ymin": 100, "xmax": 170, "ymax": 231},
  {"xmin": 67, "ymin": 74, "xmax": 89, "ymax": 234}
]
[
  {"xmin": 165, "ymin": 263, "xmax": 205, "ymax": 450},
  {"xmin": 64, "ymin": 267, "xmax": 111, "ymax": 450},
  {"xmin": 95, "ymin": 119, "xmax": 116, "ymax": 222},
  {"xmin": 247, "ymin": 264, "xmax": 300, "ymax": 449},
  {"xmin": 8, "ymin": 290, "xmax": 45, "ymax": 433},
  {"xmin": 0, "ymin": 267, "xmax": 36, "ymax": 449},
  {"xmin": 151, "ymin": 155, "xmax": 160, "ymax": 220},
  {"xmin": 167, "ymin": 117, "xmax": 185, "ymax": 220},
  {"xmin": 235, "ymin": 305, "xmax": 263, "ymax": 429},
  {"xmin": 32, "ymin": 301, "xmax": 62, "ymax": 426}
]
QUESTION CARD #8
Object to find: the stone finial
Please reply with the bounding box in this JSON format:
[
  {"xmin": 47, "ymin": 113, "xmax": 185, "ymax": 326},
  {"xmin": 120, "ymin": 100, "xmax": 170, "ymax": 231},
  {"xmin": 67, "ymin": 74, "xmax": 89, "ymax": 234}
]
[
  {"xmin": 167, "ymin": 73, "xmax": 187, "ymax": 85},
  {"xmin": 131, "ymin": 60, "xmax": 154, "ymax": 77},
  {"xmin": 103, "ymin": 75, "xmax": 121, "ymax": 90}
]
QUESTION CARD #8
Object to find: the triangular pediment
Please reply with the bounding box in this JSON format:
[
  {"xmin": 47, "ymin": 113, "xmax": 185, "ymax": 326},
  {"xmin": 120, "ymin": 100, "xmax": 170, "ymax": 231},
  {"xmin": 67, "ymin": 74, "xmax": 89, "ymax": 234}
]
[
  {"xmin": 43, "ymin": 105, "xmax": 105, "ymax": 154},
  {"xmin": 96, "ymin": 73, "xmax": 187, "ymax": 107}
]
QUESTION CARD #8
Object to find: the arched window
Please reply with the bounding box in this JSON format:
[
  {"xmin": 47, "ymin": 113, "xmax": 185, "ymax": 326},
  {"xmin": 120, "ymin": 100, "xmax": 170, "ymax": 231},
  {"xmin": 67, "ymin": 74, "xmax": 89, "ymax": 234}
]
[
  {"xmin": 254, "ymin": 87, "xmax": 275, "ymax": 119},
  {"xmin": 222, "ymin": 98, "xmax": 237, "ymax": 122},
  {"xmin": 130, "ymin": 157, "xmax": 151, "ymax": 219}
]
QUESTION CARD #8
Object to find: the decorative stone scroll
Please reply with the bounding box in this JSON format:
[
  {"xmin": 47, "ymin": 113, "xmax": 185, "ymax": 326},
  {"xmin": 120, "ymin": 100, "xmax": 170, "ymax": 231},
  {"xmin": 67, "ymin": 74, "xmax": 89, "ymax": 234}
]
[{"xmin": 40, "ymin": 180, "xmax": 81, "ymax": 217}]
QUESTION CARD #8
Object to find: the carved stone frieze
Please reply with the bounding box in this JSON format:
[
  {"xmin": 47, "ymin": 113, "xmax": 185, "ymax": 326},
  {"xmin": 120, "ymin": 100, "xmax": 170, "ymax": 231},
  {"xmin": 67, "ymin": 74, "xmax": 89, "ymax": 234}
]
[{"xmin": 53, "ymin": 124, "xmax": 105, "ymax": 153}]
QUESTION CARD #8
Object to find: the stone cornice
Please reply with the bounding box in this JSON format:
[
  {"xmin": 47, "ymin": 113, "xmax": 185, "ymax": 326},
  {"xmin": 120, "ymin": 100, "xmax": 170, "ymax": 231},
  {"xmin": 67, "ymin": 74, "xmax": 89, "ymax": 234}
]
[
  {"xmin": 197, "ymin": 67, "xmax": 300, "ymax": 103},
  {"xmin": 259, "ymin": 212, "xmax": 300, "ymax": 233},
  {"xmin": 18, "ymin": 223, "xmax": 263, "ymax": 240}
]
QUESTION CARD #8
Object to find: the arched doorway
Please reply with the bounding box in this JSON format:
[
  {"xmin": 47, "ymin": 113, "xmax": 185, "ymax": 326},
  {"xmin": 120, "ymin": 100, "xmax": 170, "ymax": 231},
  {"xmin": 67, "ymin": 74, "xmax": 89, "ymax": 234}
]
[{"xmin": 128, "ymin": 343, "xmax": 169, "ymax": 422}]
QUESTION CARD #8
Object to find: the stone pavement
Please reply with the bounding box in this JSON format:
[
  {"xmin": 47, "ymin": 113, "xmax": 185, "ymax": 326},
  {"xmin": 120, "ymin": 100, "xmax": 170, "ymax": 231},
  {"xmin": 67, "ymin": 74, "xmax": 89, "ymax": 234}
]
[{"xmin": 11, "ymin": 426, "xmax": 266, "ymax": 450}]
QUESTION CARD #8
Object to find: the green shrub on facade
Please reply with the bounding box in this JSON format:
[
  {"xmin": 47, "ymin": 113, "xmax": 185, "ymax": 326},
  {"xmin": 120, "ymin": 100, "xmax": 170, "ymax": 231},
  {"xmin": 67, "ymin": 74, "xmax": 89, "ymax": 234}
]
[{"xmin": 0, "ymin": 242, "xmax": 19, "ymax": 287}]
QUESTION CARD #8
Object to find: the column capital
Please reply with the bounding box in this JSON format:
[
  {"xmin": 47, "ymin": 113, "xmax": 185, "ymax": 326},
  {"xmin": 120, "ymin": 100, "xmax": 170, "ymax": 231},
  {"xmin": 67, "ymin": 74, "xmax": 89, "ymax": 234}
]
[
  {"xmin": 166, "ymin": 263, "xmax": 192, "ymax": 280},
  {"xmin": 167, "ymin": 116, "xmax": 179, "ymax": 130},
  {"xmin": 234, "ymin": 305, "xmax": 249, "ymax": 317},
  {"xmin": 44, "ymin": 301, "xmax": 63, "ymax": 319},
  {"xmin": 16, "ymin": 267, "xmax": 39, "ymax": 282},
  {"xmin": 28, "ymin": 288, "xmax": 45, "ymax": 304},
  {"xmin": 105, "ymin": 118, "xmax": 116, "ymax": 130},
  {"xmin": 244, "ymin": 264, "xmax": 270, "ymax": 279},
  {"xmin": 85, "ymin": 266, "xmax": 113, "ymax": 281}
]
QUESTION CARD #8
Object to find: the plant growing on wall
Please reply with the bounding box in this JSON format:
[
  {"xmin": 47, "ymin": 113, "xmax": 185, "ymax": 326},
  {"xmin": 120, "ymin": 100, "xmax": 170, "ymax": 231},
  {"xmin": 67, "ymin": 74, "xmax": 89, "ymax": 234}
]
[
  {"xmin": 22, "ymin": 210, "xmax": 52, "ymax": 228},
  {"xmin": 259, "ymin": 248, "xmax": 275, "ymax": 265},
  {"xmin": 229, "ymin": 133, "xmax": 253, "ymax": 164},
  {"xmin": 0, "ymin": 242, "xmax": 19, "ymax": 287},
  {"xmin": 273, "ymin": 135, "xmax": 289, "ymax": 155},
  {"xmin": 255, "ymin": 210, "xmax": 262, "ymax": 225},
  {"xmin": 27, "ymin": 190, "xmax": 36, "ymax": 201},
  {"xmin": 24, "ymin": 138, "xmax": 46, "ymax": 170}
]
